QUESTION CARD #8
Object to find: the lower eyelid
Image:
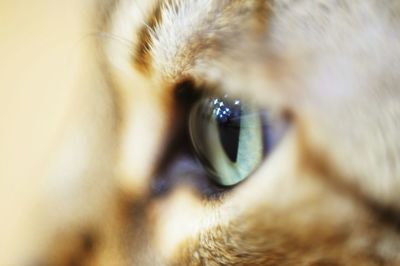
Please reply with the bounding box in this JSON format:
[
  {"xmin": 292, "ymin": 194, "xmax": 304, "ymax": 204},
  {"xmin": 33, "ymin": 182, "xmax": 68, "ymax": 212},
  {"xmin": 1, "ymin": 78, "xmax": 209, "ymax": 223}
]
[{"xmin": 151, "ymin": 154, "xmax": 226, "ymax": 199}]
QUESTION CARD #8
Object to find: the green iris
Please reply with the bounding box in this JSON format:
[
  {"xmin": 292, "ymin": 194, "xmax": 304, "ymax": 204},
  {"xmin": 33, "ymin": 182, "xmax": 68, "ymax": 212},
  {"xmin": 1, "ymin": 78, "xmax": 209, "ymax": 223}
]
[{"xmin": 189, "ymin": 95, "xmax": 266, "ymax": 186}]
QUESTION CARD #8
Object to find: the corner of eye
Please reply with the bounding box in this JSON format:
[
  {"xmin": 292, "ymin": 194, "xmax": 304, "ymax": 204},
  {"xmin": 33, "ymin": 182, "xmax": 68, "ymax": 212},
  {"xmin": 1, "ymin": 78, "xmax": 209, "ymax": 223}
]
[{"xmin": 173, "ymin": 78, "xmax": 198, "ymax": 99}]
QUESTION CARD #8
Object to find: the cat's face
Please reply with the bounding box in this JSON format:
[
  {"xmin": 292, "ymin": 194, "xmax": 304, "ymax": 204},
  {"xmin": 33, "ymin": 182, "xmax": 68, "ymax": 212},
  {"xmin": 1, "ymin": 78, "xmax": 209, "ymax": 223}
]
[
  {"xmin": 3, "ymin": 0, "xmax": 400, "ymax": 265},
  {"xmin": 99, "ymin": 1, "xmax": 400, "ymax": 265}
]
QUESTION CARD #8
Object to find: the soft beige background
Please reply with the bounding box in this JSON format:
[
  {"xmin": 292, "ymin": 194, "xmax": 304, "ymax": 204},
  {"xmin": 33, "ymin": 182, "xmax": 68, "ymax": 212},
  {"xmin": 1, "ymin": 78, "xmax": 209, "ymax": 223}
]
[{"xmin": 0, "ymin": 1, "xmax": 98, "ymax": 264}]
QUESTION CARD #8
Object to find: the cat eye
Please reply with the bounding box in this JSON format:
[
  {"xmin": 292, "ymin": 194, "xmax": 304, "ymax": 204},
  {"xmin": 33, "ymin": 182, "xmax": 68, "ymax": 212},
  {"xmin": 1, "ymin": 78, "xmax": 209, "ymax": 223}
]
[{"xmin": 189, "ymin": 95, "xmax": 286, "ymax": 186}]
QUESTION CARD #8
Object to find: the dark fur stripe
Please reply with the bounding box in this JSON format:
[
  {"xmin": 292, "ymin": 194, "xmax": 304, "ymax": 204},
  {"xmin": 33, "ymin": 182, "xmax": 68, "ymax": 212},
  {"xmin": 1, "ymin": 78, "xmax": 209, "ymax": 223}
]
[
  {"xmin": 133, "ymin": 1, "xmax": 163, "ymax": 73},
  {"xmin": 254, "ymin": 0, "xmax": 272, "ymax": 34}
]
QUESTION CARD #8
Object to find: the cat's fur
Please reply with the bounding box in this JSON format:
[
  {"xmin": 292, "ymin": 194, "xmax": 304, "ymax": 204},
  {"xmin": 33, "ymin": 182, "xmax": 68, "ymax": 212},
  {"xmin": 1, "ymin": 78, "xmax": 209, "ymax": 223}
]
[{"xmin": 2, "ymin": 0, "xmax": 400, "ymax": 265}]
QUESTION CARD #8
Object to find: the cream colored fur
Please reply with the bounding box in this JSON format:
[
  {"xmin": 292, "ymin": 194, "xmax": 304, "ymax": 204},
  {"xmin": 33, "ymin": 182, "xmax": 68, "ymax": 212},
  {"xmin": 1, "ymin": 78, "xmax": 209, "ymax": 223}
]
[{"xmin": 2, "ymin": 0, "xmax": 400, "ymax": 265}]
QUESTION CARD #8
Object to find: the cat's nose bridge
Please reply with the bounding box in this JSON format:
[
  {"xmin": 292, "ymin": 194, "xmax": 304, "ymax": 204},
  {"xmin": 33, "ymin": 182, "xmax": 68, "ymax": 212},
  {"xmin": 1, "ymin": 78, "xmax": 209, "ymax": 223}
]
[{"xmin": 115, "ymin": 89, "xmax": 173, "ymax": 197}]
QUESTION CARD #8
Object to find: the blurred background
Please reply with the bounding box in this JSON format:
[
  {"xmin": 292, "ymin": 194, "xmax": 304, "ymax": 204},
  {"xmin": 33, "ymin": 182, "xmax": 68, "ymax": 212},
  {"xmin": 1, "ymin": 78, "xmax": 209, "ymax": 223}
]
[{"xmin": 0, "ymin": 1, "xmax": 98, "ymax": 264}]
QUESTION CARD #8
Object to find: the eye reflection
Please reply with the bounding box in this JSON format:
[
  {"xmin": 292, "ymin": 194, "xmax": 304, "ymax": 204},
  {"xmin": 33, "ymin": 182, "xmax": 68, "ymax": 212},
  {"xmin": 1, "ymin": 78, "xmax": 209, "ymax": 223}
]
[{"xmin": 188, "ymin": 94, "xmax": 283, "ymax": 187}]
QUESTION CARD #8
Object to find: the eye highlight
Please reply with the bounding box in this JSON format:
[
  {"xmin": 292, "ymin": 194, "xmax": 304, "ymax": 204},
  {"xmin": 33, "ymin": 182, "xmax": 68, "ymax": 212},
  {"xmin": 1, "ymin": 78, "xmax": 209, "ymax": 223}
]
[{"xmin": 189, "ymin": 94, "xmax": 284, "ymax": 187}]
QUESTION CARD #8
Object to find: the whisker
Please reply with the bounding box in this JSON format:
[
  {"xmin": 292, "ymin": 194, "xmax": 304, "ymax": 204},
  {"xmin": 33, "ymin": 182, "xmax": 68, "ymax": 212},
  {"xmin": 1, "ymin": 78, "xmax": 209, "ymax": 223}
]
[{"xmin": 96, "ymin": 32, "xmax": 133, "ymax": 48}]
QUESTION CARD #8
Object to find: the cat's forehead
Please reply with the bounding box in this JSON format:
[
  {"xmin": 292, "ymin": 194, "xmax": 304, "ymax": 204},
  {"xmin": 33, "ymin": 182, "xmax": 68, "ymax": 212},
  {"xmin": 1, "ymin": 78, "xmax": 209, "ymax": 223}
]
[
  {"xmin": 106, "ymin": 0, "xmax": 270, "ymax": 78},
  {"xmin": 105, "ymin": 0, "xmax": 396, "ymax": 96}
]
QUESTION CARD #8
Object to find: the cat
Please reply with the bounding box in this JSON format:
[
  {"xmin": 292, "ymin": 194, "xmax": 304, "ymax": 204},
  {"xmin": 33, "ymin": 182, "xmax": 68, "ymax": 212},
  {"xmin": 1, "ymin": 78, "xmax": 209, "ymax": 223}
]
[{"xmin": 2, "ymin": 0, "xmax": 400, "ymax": 265}]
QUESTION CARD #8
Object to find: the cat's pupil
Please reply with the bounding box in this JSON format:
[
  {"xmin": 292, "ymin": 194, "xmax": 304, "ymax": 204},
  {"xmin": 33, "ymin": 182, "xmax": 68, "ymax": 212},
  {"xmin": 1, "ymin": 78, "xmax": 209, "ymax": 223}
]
[
  {"xmin": 189, "ymin": 95, "xmax": 269, "ymax": 186},
  {"xmin": 213, "ymin": 98, "xmax": 242, "ymax": 162}
]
